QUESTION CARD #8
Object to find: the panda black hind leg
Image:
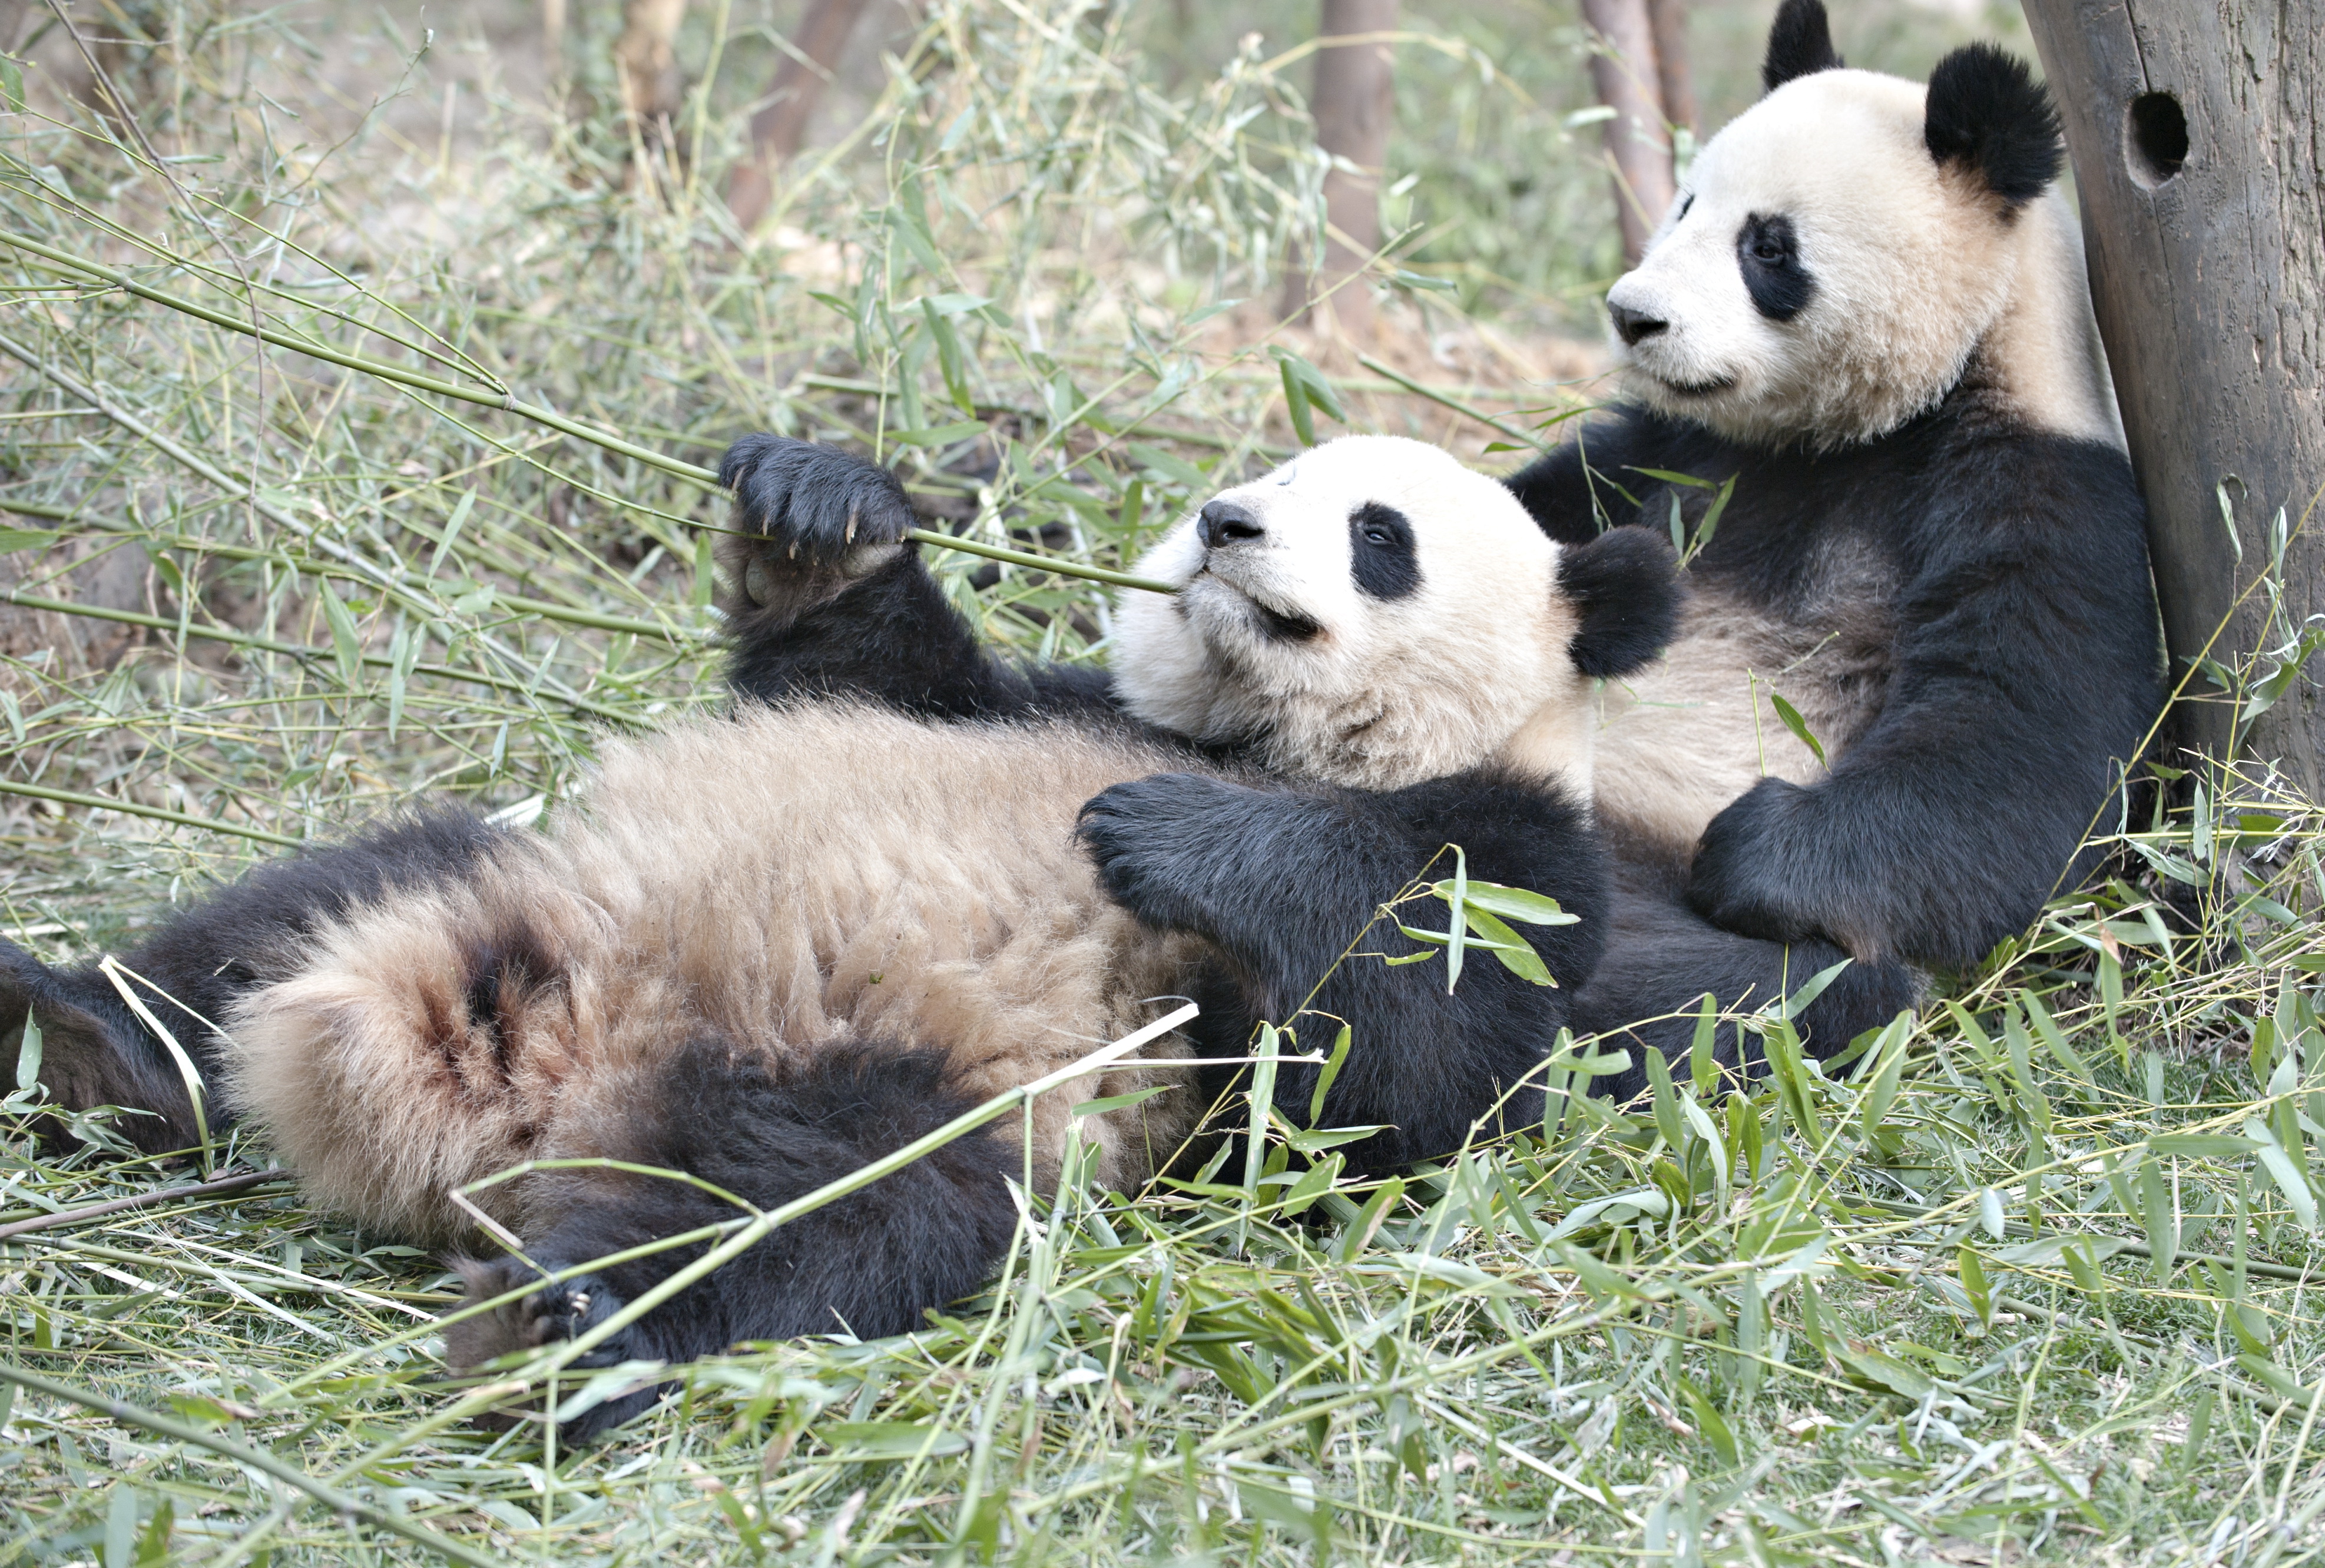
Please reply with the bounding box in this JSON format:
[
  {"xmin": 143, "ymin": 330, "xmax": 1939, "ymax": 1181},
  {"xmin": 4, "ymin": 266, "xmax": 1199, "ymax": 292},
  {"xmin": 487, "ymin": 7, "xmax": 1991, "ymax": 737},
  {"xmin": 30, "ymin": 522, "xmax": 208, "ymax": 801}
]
[
  {"xmin": 445, "ymin": 1033, "xmax": 1022, "ymax": 1438},
  {"xmin": 1, "ymin": 808, "xmax": 509, "ymax": 1155},
  {"xmin": 1572, "ymin": 870, "xmax": 1922, "ymax": 1101},
  {"xmin": 715, "ymin": 435, "xmax": 1112, "ymax": 719}
]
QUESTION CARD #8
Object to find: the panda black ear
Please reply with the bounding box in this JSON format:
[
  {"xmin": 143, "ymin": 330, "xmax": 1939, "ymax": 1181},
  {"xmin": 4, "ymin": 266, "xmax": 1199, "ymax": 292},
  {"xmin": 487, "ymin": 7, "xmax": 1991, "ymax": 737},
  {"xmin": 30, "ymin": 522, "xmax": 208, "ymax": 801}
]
[
  {"xmin": 1923, "ymin": 43, "xmax": 2062, "ymax": 208},
  {"xmin": 1557, "ymin": 528, "xmax": 1680, "ymax": 681},
  {"xmin": 1761, "ymin": 0, "xmax": 1843, "ymax": 92}
]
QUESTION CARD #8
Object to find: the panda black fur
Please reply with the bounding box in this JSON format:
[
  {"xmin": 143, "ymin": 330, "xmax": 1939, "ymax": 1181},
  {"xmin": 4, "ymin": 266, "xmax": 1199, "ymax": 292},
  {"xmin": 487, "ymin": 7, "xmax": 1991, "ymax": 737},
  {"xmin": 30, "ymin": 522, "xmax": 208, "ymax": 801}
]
[
  {"xmin": 1, "ymin": 435, "xmax": 1677, "ymax": 1436},
  {"xmin": 1500, "ymin": 0, "xmax": 2164, "ymax": 1078}
]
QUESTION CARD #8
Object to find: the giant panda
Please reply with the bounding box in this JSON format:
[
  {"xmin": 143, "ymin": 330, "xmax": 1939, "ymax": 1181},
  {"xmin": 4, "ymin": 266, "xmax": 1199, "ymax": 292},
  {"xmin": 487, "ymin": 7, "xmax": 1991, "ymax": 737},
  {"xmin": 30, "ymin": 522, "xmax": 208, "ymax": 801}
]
[
  {"xmin": 2, "ymin": 435, "xmax": 1677, "ymax": 1434},
  {"xmin": 1496, "ymin": 0, "xmax": 2165, "ymax": 1075},
  {"xmin": 707, "ymin": 2, "xmax": 2164, "ymax": 1090}
]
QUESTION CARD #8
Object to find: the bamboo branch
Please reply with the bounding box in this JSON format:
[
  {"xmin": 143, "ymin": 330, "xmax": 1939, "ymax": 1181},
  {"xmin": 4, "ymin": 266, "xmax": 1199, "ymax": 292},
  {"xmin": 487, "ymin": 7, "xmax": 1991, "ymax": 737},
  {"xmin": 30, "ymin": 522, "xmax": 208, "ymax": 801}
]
[
  {"xmin": 0, "ymin": 1168, "xmax": 293, "ymax": 1241},
  {"xmin": 0, "ymin": 778, "xmax": 302, "ymax": 848},
  {"xmin": 0, "ymin": 586, "xmax": 645, "ymax": 725},
  {"xmin": 0, "ymin": 230, "xmax": 1181, "ymax": 596}
]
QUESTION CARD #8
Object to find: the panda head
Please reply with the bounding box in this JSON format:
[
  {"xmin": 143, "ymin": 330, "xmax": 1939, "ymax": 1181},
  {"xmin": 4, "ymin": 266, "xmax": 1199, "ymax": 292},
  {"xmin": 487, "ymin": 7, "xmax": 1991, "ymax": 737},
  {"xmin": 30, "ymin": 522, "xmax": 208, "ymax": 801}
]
[
  {"xmin": 1110, "ymin": 435, "xmax": 1677, "ymax": 793},
  {"xmin": 1604, "ymin": 0, "xmax": 2112, "ymax": 450}
]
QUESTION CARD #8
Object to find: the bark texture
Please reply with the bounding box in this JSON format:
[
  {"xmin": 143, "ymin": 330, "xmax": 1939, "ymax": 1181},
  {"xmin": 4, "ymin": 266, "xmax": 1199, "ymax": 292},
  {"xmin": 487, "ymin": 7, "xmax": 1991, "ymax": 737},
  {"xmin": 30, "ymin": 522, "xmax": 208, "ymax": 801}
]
[
  {"xmin": 726, "ymin": 0, "xmax": 874, "ymax": 233},
  {"xmin": 614, "ymin": 0, "xmax": 689, "ymax": 133},
  {"xmin": 1289, "ymin": 0, "xmax": 1397, "ymax": 339},
  {"xmin": 2023, "ymin": 0, "xmax": 2325, "ymax": 785},
  {"xmin": 1579, "ymin": 0, "xmax": 1675, "ymax": 264},
  {"xmin": 1645, "ymin": 0, "xmax": 1695, "ymax": 138}
]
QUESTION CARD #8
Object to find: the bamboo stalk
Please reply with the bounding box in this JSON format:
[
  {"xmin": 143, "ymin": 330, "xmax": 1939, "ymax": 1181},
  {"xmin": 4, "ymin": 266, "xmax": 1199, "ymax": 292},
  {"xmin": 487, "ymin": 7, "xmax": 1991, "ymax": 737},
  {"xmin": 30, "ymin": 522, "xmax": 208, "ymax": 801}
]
[
  {"xmin": 0, "ymin": 1364, "xmax": 504, "ymax": 1568},
  {"xmin": 1355, "ymin": 352, "xmax": 1549, "ymax": 451},
  {"xmin": 0, "ymin": 341, "xmax": 701, "ymax": 648},
  {"xmin": 0, "ymin": 778, "xmax": 302, "ymax": 848},
  {"xmin": 0, "ymin": 587, "xmax": 645, "ymax": 724},
  {"xmin": 0, "ymin": 1168, "xmax": 293, "ymax": 1241},
  {"xmin": 0, "ymin": 230, "xmax": 1181, "ymax": 596}
]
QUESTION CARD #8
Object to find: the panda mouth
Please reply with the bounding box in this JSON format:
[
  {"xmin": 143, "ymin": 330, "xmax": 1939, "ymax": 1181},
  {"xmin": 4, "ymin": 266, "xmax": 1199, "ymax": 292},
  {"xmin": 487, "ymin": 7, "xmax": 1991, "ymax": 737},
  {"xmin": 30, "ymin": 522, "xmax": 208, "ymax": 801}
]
[
  {"xmin": 1196, "ymin": 573, "xmax": 1323, "ymax": 643},
  {"xmin": 1243, "ymin": 595, "xmax": 1323, "ymax": 644},
  {"xmin": 1648, "ymin": 369, "xmax": 1739, "ymax": 398}
]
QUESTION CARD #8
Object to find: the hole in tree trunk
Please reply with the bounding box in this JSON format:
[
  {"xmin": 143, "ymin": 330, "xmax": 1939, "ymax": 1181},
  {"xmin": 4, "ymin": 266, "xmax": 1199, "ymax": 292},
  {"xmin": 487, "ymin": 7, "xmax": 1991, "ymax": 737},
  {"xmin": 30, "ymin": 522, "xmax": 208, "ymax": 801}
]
[{"xmin": 2126, "ymin": 91, "xmax": 2188, "ymax": 188}]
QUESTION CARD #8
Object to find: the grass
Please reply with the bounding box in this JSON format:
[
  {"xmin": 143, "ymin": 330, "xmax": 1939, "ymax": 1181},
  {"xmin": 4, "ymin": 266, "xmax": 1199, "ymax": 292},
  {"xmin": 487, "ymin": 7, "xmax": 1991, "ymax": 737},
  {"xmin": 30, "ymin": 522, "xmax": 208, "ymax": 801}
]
[{"xmin": 2, "ymin": 0, "xmax": 2322, "ymax": 1563}]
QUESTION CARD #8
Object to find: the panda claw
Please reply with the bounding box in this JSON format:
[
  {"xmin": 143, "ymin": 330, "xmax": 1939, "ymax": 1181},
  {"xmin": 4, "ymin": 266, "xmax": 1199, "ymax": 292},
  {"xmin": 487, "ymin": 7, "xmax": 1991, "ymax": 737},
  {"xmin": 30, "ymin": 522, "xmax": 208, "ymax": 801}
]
[
  {"xmin": 718, "ymin": 435, "xmax": 916, "ymax": 569},
  {"xmin": 443, "ymin": 1257, "xmax": 634, "ymax": 1374}
]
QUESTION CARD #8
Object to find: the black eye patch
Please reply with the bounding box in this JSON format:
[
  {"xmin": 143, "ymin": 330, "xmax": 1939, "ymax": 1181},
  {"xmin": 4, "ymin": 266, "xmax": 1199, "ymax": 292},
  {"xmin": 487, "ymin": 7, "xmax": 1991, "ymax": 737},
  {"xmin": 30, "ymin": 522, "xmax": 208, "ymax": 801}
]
[
  {"xmin": 1737, "ymin": 213, "xmax": 1816, "ymax": 321},
  {"xmin": 1348, "ymin": 502, "xmax": 1422, "ymax": 601}
]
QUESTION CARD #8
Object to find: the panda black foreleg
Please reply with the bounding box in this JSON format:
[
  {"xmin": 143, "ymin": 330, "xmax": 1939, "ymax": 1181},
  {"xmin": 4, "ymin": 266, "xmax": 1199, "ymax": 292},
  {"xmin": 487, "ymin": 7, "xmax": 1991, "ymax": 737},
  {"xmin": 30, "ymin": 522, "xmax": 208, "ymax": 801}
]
[
  {"xmin": 1077, "ymin": 770, "xmax": 1602, "ymax": 1173},
  {"xmin": 444, "ymin": 1033, "xmax": 1022, "ymax": 1439},
  {"xmin": 715, "ymin": 435, "xmax": 1112, "ymax": 719}
]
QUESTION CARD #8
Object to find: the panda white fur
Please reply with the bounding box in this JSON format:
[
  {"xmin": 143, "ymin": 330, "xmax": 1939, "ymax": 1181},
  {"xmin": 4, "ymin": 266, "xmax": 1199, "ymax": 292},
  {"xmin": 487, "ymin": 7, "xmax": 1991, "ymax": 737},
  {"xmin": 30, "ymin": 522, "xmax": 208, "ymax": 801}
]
[
  {"xmin": 2, "ymin": 435, "xmax": 1677, "ymax": 1435},
  {"xmin": 1499, "ymin": 0, "xmax": 2164, "ymax": 1078}
]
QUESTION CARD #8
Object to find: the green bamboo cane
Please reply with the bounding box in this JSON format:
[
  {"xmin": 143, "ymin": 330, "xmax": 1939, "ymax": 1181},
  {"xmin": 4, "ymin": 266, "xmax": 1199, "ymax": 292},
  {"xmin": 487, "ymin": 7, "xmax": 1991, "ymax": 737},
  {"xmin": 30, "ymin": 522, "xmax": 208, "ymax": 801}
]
[{"xmin": 0, "ymin": 230, "xmax": 1181, "ymax": 596}]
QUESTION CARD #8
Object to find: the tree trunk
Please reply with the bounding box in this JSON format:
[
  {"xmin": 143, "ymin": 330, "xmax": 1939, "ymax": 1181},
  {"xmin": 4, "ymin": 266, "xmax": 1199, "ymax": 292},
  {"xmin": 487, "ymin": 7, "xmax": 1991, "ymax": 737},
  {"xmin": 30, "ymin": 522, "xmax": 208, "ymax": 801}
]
[
  {"xmin": 614, "ymin": 0, "xmax": 689, "ymax": 135},
  {"xmin": 2023, "ymin": 1, "xmax": 2325, "ymax": 789},
  {"xmin": 1645, "ymin": 0, "xmax": 1694, "ymax": 139},
  {"xmin": 726, "ymin": 0, "xmax": 873, "ymax": 233},
  {"xmin": 1579, "ymin": 0, "xmax": 1675, "ymax": 264},
  {"xmin": 1285, "ymin": 0, "xmax": 1397, "ymax": 340}
]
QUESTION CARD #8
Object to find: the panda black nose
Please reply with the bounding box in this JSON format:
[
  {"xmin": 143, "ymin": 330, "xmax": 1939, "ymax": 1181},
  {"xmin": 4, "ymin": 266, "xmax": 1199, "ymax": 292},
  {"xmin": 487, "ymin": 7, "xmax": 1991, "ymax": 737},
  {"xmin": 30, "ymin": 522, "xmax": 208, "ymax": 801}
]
[
  {"xmin": 1197, "ymin": 500, "xmax": 1265, "ymax": 548},
  {"xmin": 1608, "ymin": 301, "xmax": 1668, "ymax": 346}
]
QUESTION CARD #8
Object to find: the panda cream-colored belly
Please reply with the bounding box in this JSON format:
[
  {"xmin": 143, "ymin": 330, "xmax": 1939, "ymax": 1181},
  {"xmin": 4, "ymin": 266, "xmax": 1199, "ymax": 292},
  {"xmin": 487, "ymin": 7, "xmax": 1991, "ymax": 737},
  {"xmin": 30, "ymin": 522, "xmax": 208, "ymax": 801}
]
[
  {"xmin": 1590, "ymin": 581, "xmax": 1892, "ymax": 859},
  {"xmin": 221, "ymin": 705, "xmax": 1206, "ymax": 1241}
]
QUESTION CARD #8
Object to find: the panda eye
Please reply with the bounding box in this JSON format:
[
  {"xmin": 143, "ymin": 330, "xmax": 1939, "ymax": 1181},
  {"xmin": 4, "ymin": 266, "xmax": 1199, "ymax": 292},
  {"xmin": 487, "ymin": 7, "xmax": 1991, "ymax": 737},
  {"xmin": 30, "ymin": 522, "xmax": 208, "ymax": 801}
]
[{"xmin": 1363, "ymin": 525, "xmax": 1393, "ymax": 546}]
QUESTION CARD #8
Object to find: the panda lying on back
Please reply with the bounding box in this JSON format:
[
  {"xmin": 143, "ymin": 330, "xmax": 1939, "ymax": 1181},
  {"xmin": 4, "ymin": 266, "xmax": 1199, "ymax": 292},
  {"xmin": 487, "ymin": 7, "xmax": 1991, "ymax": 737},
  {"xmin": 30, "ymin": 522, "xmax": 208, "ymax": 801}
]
[
  {"xmin": 1503, "ymin": 0, "xmax": 2164, "ymax": 1074},
  {"xmin": 3, "ymin": 436, "xmax": 1676, "ymax": 1436}
]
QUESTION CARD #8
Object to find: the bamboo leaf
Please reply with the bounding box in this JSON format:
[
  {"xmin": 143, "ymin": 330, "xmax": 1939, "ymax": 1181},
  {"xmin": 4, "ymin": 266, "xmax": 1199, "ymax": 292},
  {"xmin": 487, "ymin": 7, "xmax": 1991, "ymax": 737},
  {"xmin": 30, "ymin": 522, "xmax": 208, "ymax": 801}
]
[
  {"xmin": 1309, "ymin": 1023, "xmax": 1353, "ymax": 1125},
  {"xmin": 1767, "ymin": 691, "xmax": 1826, "ymax": 768},
  {"xmin": 319, "ymin": 580, "xmax": 363, "ymax": 685}
]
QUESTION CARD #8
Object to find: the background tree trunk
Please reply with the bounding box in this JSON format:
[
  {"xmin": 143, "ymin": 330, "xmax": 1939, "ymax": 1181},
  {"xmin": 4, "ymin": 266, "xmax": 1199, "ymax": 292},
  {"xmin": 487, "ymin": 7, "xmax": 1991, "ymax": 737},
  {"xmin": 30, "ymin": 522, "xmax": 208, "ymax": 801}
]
[
  {"xmin": 1579, "ymin": 0, "xmax": 1675, "ymax": 264},
  {"xmin": 614, "ymin": 0, "xmax": 689, "ymax": 137},
  {"xmin": 1285, "ymin": 0, "xmax": 1397, "ymax": 340},
  {"xmin": 1644, "ymin": 0, "xmax": 1694, "ymax": 140},
  {"xmin": 2023, "ymin": 1, "xmax": 2325, "ymax": 789},
  {"xmin": 726, "ymin": 0, "xmax": 873, "ymax": 234}
]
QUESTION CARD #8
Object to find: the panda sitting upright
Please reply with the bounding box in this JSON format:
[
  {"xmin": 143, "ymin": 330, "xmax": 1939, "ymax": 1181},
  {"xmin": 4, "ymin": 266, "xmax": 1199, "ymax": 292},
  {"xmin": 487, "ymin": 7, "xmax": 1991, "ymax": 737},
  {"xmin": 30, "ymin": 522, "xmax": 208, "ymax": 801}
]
[
  {"xmin": 1499, "ymin": 0, "xmax": 2165, "ymax": 1072},
  {"xmin": 4, "ymin": 436, "xmax": 1677, "ymax": 1435}
]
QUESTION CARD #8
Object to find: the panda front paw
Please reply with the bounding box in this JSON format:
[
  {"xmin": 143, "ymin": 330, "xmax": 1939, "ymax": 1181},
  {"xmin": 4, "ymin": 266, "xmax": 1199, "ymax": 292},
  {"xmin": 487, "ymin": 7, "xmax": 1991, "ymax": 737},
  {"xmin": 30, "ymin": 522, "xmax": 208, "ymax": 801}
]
[
  {"xmin": 1685, "ymin": 777, "xmax": 1821, "ymax": 945},
  {"xmin": 1076, "ymin": 773, "xmax": 1255, "ymax": 935},
  {"xmin": 718, "ymin": 436, "xmax": 917, "ymax": 599}
]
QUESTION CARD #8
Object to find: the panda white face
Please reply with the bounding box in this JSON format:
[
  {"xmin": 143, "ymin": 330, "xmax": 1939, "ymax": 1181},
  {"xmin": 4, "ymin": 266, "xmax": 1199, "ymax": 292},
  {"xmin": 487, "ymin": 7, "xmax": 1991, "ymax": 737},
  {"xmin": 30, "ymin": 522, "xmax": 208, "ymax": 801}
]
[
  {"xmin": 1605, "ymin": 63, "xmax": 2107, "ymax": 450},
  {"xmin": 1111, "ymin": 436, "xmax": 1592, "ymax": 793}
]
